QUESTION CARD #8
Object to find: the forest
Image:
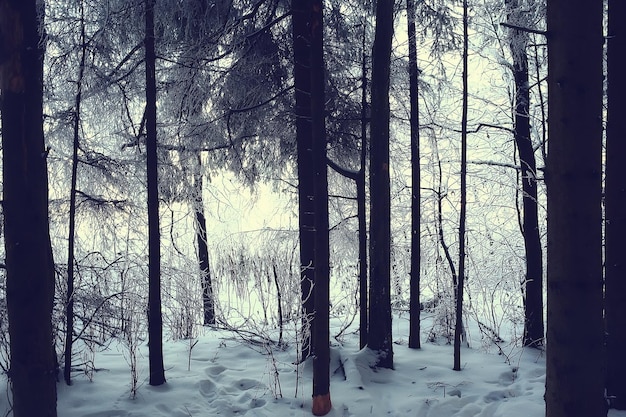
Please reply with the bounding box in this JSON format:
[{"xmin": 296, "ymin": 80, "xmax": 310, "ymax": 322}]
[{"xmin": 0, "ymin": 0, "xmax": 623, "ymax": 416}]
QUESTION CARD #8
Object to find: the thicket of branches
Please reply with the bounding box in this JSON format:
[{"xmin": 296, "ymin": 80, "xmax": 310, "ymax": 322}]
[{"xmin": 1, "ymin": 0, "xmax": 541, "ymax": 370}]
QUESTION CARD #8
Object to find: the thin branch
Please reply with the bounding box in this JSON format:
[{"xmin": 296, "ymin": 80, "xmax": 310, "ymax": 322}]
[
  {"xmin": 500, "ymin": 22, "xmax": 547, "ymax": 36},
  {"xmin": 469, "ymin": 159, "xmax": 545, "ymax": 173},
  {"xmin": 328, "ymin": 194, "xmax": 358, "ymax": 201},
  {"xmin": 326, "ymin": 157, "xmax": 359, "ymax": 181},
  {"xmin": 228, "ymin": 85, "xmax": 294, "ymax": 114},
  {"xmin": 158, "ymin": 142, "xmax": 232, "ymax": 153},
  {"xmin": 75, "ymin": 190, "xmax": 127, "ymax": 209},
  {"xmin": 330, "ymin": 215, "xmax": 358, "ymax": 232},
  {"xmin": 105, "ymin": 42, "xmax": 143, "ymax": 80},
  {"xmin": 429, "ymin": 122, "xmax": 514, "ymax": 135}
]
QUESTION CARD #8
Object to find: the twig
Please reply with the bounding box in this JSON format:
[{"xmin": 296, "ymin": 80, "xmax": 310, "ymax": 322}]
[{"xmin": 500, "ymin": 22, "xmax": 547, "ymax": 36}]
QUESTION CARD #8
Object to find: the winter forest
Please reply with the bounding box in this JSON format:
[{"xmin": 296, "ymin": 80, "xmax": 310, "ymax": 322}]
[{"xmin": 0, "ymin": 0, "xmax": 624, "ymax": 416}]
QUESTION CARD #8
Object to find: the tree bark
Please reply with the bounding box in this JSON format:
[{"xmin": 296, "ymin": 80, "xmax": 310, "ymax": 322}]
[
  {"xmin": 292, "ymin": 0, "xmax": 332, "ymax": 416},
  {"xmin": 358, "ymin": 31, "xmax": 368, "ymax": 350},
  {"xmin": 407, "ymin": 0, "xmax": 421, "ymax": 350},
  {"xmin": 145, "ymin": 0, "xmax": 166, "ymax": 386},
  {"xmin": 605, "ymin": 0, "xmax": 626, "ymax": 409},
  {"xmin": 368, "ymin": 0, "xmax": 394, "ymax": 370},
  {"xmin": 64, "ymin": 0, "xmax": 88, "ymax": 386},
  {"xmin": 453, "ymin": 0, "xmax": 469, "ymax": 372},
  {"xmin": 545, "ymin": 0, "xmax": 605, "ymax": 415},
  {"xmin": 194, "ymin": 153, "xmax": 215, "ymax": 326},
  {"xmin": 309, "ymin": 0, "xmax": 331, "ymax": 414},
  {"xmin": 504, "ymin": 0, "xmax": 544, "ymax": 349},
  {"xmin": 1, "ymin": 0, "xmax": 58, "ymax": 415},
  {"xmin": 291, "ymin": 0, "xmax": 315, "ymax": 362}
]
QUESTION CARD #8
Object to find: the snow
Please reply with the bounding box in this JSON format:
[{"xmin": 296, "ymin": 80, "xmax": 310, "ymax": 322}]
[{"xmin": 2, "ymin": 316, "xmax": 626, "ymax": 416}]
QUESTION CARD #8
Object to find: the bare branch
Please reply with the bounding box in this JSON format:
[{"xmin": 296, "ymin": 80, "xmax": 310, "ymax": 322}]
[
  {"xmin": 500, "ymin": 22, "xmax": 547, "ymax": 36},
  {"xmin": 326, "ymin": 157, "xmax": 359, "ymax": 181}
]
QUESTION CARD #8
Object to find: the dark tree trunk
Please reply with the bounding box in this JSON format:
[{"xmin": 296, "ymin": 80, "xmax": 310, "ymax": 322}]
[
  {"xmin": 194, "ymin": 153, "xmax": 215, "ymax": 326},
  {"xmin": 145, "ymin": 0, "xmax": 166, "ymax": 386},
  {"xmin": 291, "ymin": 0, "xmax": 315, "ymax": 362},
  {"xmin": 64, "ymin": 0, "xmax": 88, "ymax": 386},
  {"xmin": 605, "ymin": 0, "xmax": 626, "ymax": 409},
  {"xmin": 505, "ymin": 0, "xmax": 544, "ymax": 349},
  {"xmin": 272, "ymin": 263, "xmax": 284, "ymax": 346},
  {"xmin": 407, "ymin": 0, "xmax": 421, "ymax": 350},
  {"xmin": 453, "ymin": 0, "xmax": 469, "ymax": 372},
  {"xmin": 545, "ymin": 0, "xmax": 605, "ymax": 415},
  {"xmin": 368, "ymin": 0, "xmax": 394, "ymax": 369},
  {"xmin": 1, "ymin": 0, "xmax": 58, "ymax": 415},
  {"xmin": 309, "ymin": 0, "xmax": 331, "ymax": 414},
  {"xmin": 358, "ymin": 37, "xmax": 368, "ymax": 350}
]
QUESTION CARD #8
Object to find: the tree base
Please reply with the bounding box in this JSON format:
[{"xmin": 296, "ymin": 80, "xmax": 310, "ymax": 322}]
[
  {"xmin": 312, "ymin": 393, "xmax": 332, "ymax": 416},
  {"xmin": 609, "ymin": 396, "xmax": 626, "ymax": 411}
]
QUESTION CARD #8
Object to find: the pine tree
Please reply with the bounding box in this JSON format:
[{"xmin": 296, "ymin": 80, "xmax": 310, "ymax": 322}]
[
  {"xmin": 545, "ymin": 0, "xmax": 605, "ymax": 415},
  {"xmin": 309, "ymin": 0, "xmax": 332, "ymax": 413},
  {"xmin": 1, "ymin": 0, "xmax": 58, "ymax": 414},
  {"xmin": 453, "ymin": 0, "xmax": 469, "ymax": 372},
  {"xmin": 368, "ymin": 0, "xmax": 395, "ymax": 369},
  {"xmin": 407, "ymin": 0, "xmax": 422, "ymax": 350},
  {"xmin": 292, "ymin": 0, "xmax": 316, "ymax": 362},
  {"xmin": 504, "ymin": 0, "xmax": 544, "ymax": 348},
  {"xmin": 145, "ymin": 0, "xmax": 166, "ymax": 386}
]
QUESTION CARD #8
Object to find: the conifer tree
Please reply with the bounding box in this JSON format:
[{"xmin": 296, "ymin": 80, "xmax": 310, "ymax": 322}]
[
  {"xmin": 1, "ymin": 0, "xmax": 58, "ymax": 414},
  {"xmin": 545, "ymin": 0, "xmax": 604, "ymax": 415}
]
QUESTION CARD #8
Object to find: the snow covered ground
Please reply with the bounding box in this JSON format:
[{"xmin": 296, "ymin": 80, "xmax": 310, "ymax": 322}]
[{"xmin": 1, "ymin": 316, "xmax": 625, "ymax": 416}]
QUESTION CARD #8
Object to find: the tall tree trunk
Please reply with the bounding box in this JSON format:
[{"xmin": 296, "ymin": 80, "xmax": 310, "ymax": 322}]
[
  {"xmin": 358, "ymin": 25, "xmax": 368, "ymax": 350},
  {"xmin": 368, "ymin": 0, "xmax": 394, "ymax": 370},
  {"xmin": 145, "ymin": 0, "xmax": 166, "ymax": 386},
  {"xmin": 605, "ymin": 0, "xmax": 626, "ymax": 409},
  {"xmin": 407, "ymin": 0, "xmax": 421, "ymax": 350},
  {"xmin": 505, "ymin": 0, "xmax": 544, "ymax": 348},
  {"xmin": 64, "ymin": 0, "xmax": 88, "ymax": 386},
  {"xmin": 1, "ymin": 0, "xmax": 58, "ymax": 415},
  {"xmin": 291, "ymin": 0, "xmax": 315, "ymax": 362},
  {"xmin": 545, "ymin": 0, "xmax": 605, "ymax": 415},
  {"xmin": 309, "ymin": 0, "xmax": 331, "ymax": 414},
  {"xmin": 194, "ymin": 153, "xmax": 215, "ymax": 326},
  {"xmin": 453, "ymin": 0, "xmax": 469, "ymax": 372}
]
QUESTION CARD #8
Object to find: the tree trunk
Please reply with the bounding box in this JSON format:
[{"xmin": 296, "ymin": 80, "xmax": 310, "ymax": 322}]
[
  {"xmin": 145, "ymin": 0, "xmax": 166, "ymax": 386},
  {"xmin": 545, "ymin": 0, "xmax": 605, "ymax": 415},
  {"xmin": 309, "ymin": 0, "xmax": 331, "ymax": 414},
  {"xmin": 291, "ymin": 0, "xmax": 315, "ymax": 362},
  {"xmin": 407, "ymin": 0, "xmax": 421, "ymax": 350},
  {"xmin": 368, "ymin": 0, "xmax": 394, "ymax": 370},
  {"xmin": 504, "ymin": 0, "xmax": 544, "ymax": 349},
  {"xmin": 272, "ymin": 263, "xmax": 284, "ymax": 346},
  {"xmin": 358, "ymin": 26, "xmax": 368, "ymax": 350},
  {"xmin": 605, "ymin": 0, "xmax": 626, "ymax": 409},
  {"xmin": 194, "ymin": 153, "xmax": 215, "ymax": 326},
  {"xmin": 64, "ymin": 0, "xmax": 88, "ymax": 386},
  {"xmin": 453, "ymin": 0, "xmax": 469, "ymax": 372},
  {"xmin": 1, "ymin": 0, "xmax": 58, "ymax": 415}
]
